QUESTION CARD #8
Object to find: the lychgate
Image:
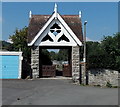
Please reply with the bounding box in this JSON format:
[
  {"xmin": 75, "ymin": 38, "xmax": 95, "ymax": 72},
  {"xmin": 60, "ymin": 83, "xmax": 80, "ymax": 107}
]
[{"xmin": 27, "ymin": 4, "xmax": 84, "ymax": 83}]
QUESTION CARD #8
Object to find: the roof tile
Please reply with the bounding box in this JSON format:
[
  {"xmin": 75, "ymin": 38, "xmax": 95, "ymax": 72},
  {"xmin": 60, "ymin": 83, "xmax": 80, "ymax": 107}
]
[{"xmin": 27, "ymin": 15, "xmax": 83, "ymax": 44}]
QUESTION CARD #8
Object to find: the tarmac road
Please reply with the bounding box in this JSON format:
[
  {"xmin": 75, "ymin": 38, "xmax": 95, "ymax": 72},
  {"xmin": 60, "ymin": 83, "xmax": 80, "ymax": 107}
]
[{"xmin": 2, "ymin": 79, "xmax": 118, "ymax": 105}]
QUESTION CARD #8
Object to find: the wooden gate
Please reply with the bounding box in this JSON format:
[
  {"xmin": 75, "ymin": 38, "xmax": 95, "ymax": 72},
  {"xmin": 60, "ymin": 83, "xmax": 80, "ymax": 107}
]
[
  {"xmin": 63, "ymin": 64, "xmax": 72, "ymax": 77},
  {"xmin": 42, "ymin": 65, "xmax": 72, "ymax": 77},
  {"xmin": 42, "ymin": 65, "xmax": 56, "ymax": 77}
]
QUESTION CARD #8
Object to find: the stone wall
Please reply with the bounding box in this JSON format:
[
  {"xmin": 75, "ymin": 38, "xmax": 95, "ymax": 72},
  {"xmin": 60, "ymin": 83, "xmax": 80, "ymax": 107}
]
[
  {"xmin": 31, "ymin": 46, "xmax": 39, "ymax": 78},
  {"xmin": 80, "ymin": 63, "xmax": 86, "ymax": 84},
  {"xmin": 72, "ymin": 46, "xmax": 80, "ymax": 82},
  {"xmin": 88, "ymin": 69, "xmax": 119, "ymax": 87}
]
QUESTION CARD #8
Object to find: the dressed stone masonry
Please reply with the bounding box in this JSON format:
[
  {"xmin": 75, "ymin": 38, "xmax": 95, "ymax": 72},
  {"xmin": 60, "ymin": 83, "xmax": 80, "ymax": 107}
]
[
  {"xmin": 72, "ymin": 46, "xmax": 80, "ymax": 82},
  {"xmin": 31, "ymin": 46, "xmax": 39, "ymax": 78}
]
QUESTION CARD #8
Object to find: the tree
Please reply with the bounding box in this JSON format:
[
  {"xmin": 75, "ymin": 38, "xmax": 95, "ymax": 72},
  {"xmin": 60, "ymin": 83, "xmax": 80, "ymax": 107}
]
[
  {"xmin": 41, "ymin": 49, "xmax": 52, "ymax": 65},
  {"xmin": 101, "ymin": 33, "xmax": 120, "ymax": 71},
  {"xmin": 10, "ymin": 27, "xmax": 31, "ymax": 61},
  {"xmin": 49, "ymin": 51, "xmax": 57, "ymax": 61},
  {"xmin": 86, "ymin": 33, "xmax": 120, "ymax": 71},
  {"xmin": 86, "ymin": 41, "xmax": 104, "ymax": 69},
  {"xmin": 49, "ymin": 49, "xmax": 69, "ymax": 61},
  {"xmin": 57, "ymin": 49, "xmax": 68, "ymax": 61},
  {"xmin": 10, "ymin": 27, "xmax": 31, "ymax": 78},
  {"xmin": 1, "ymin": 40, "xmax": 13, "ymax": 51}
]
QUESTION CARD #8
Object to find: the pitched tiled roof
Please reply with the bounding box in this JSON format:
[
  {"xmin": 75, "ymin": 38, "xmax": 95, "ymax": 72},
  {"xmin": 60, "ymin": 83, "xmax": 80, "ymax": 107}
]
[{"xmin": 27, "ymin": 14, "xmax": 83, "ymax": 44}]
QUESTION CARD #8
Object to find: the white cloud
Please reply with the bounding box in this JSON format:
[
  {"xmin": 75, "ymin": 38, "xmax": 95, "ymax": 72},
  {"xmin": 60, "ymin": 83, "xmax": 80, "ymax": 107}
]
[
  {"xmin": 86, "ymin": 37, "xmax": 100, "ymax": 43},
  {"xmin": 6, "ymin": 39, "xmax": 13, "ymax": 44},
  {"xmin": 86, "ymin": 37, "xmax": 97, "ymax": 42},
  {"xmin": 86, "ymin": 37, "xmax": 93, "ymax": 41}
]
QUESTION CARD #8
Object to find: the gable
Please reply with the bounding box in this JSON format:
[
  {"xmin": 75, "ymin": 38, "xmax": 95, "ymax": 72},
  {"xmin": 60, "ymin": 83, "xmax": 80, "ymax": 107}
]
[
  {"xmin": 28, "ymin": 12, "xmax": 83, "ymax": 46},
  {"xmin": 34, "ymin": 19, "xmax": 78, "ymax": 46}
]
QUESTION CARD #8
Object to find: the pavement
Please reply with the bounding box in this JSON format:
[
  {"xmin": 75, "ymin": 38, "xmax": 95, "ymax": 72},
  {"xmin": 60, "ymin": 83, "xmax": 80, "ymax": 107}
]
[{"xmin": 2, "ymin": 79, "xmax": 118, "ymax": 105}]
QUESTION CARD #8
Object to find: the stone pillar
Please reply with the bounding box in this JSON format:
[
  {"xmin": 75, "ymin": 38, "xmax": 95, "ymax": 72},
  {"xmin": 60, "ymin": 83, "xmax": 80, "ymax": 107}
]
[
  {"xmin": 72, "ymin": 46, "xmax": 80, "ymax": 83},
  {"xmin": 81, "ymin": 63, "xmax": 86, "ymax": 84},
  {"xmin": 31, "ymin": 46, "xmax": 39, "ymax": 78}
]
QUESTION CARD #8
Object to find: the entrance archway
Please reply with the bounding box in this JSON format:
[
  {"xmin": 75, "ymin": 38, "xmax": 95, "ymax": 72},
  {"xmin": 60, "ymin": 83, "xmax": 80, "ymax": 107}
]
[{"xmin": 39, "ymin": 46, "xmax": 72, "ymax": 78}]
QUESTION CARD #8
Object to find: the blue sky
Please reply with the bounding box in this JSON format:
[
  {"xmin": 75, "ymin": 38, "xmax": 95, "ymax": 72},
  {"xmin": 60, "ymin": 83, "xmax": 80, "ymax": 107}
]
[{"xmin": 2, "ymin": 2, "xmax": 118, "ymax": 41}]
